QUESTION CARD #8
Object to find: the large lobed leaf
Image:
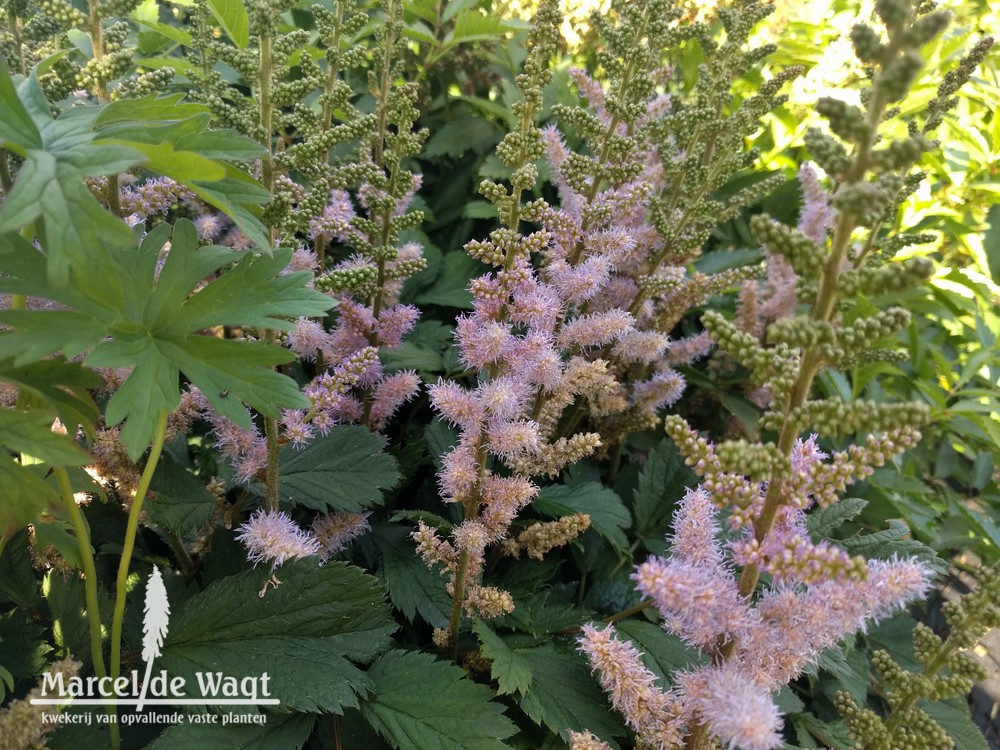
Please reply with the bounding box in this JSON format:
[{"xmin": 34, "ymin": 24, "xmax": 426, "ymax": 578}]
[
  {"xmin": 159, "ymin": 559, "xmax": 395, "ymax": 714},
  {"xmin": 0, "ymin": 221, "xmax": 333, "ymax": 457}
]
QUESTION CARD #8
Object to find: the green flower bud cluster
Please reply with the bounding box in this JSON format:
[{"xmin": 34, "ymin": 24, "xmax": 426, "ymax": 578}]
[
  {"xmin": 22, "ymin": 12, "xmax": 60, "ymax": 41},
  {"xmin": 716, "ymin": 173, "xmax": 785, "ymax": 223},
  {"xmin": 851, "ymin": 23, "xmax": 886, "ymax": 64},
  {"xmin": 110, "ymin": 67, "xmax": 174, "ymax": 100},
  {"xmin": 924, "ymin": 36, "xmax": 994, "ymax": 133},
  {"xmin": 716, "ymin": 440, "xmax": 790, "ymax": 480},
  {"xmin": 877, "ymin": 49, "xmax": 924, "ymax": 103},
  {"xmin": 804, "ymin": 127, "xmax": 851, "ymax": 177},
  {"xmin": 315, "ymin": 264, "xmax": 378, "ymax": 296},
  {"xmin": 833, "ymin": 174, "xmax": 901, "ymax": 227},
  {"xmin": 838, "ymin": 566, "xmax": 999, "ymax": 749},
  {"xmin": 34, "ymin": 0, "xmax": 84, "ymax": 29},
  {"xmin": 784, "ymin": 398, "xmax": 930, "ymax": 436},
  {"xmin": 750, "ymin": 214, "xmax": 825, "ymax": 278},
  {"xmin": 77, "ymin": 41, "xmax": 133, "ymax": 94},
  {"xmin": 816, "ymin": 97, "xmax": 871, "ymax": 144},
  {"xmin": 837, "ymin": 256, "xmax": 934, "ymax": 297},
  {"xmin": 97, "ymin": 0, "xmax": 142, "ymax": 19}
]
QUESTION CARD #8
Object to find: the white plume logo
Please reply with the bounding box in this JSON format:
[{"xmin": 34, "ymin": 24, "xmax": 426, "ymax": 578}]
[{"xmin": 137, "ymin": 566, "xmax": 170, "ymax": 711}]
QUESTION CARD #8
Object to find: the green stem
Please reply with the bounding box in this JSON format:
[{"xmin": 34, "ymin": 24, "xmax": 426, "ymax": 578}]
[
  {"xmin": 55, "ymin": 467, "xmax": 108, "ymax": 679},
  {"xmin": 448, "ymin": 550, "xmax": 471, "ymax": 660},
  {"xmin": 55, "ymin": 467, "xmax": 119, "ymax": 745},
  {"xmin": 109, "ymin": 411, "xmax": 168, "ymax": 683}
]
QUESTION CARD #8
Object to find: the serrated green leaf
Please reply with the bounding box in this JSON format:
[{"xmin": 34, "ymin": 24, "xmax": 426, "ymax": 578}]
[
  {"xmin": 0, "ymin": 356, "xmax": 101, "ymax": 439},
  {"xmin": 473, "ymin": 622, "xmax": 533, "ymax": 696},
  {"xmin": 43, "ymin": 572, "xmax": 93, "ymax": 671},
  {"xmin": 0, "ymin": 409, "xmax": 89, "ymax": 465},
  {"xmin": 149, "ymin": 713, "xmax": 316, "ymax": 750},
  {"xmin": 371, "ymin": 524, "xmax": 450, "ymax": 628},
  {"xmin": 278, "ymin": 426, "xmax": 400, "ymax": 513},
  {"xmin": 535, "ymin": 482, "xmax": 631, "ymax": 551},
  {"xmin": 160, "ymin": 559, "xmax": 395, "ymax": 713},
  {"xmin": 633, "ymin": 440, "xmax": 695, "ymax": 543},
  {"xmin": 447, "ymin": 10, "xmax": 506, "ymax": 43},
  {"xmin": 412, "ymin": 251, "xmax": 479, "ymax": 309},
  {"xmin": 517, "ymin": 645, "xmax": 626, "ymax": 742},
  {"xmin": 0, "ymin": 150, "xmax": 131, "ymax": 296},
  {"xmin": 0, "ymin": 65, "xmax": 42, "ymax": 151},
  {"xmin": 0, "ymin": 610, "xmax": 51, "ymax": 679},
  {"xmin": 0, "ymin": 531, "xmax": 37, "ymax": 608},
  {"xmin": 147, "ymin": 454, "xmax": 218, "ymax": 535},
  {"xmin": 190, "ymin": 176, "xmax": 271, "ymax": 252},
  {"xmin": 839, "ymin": 519, "xmax": 946, "ymax": 574},
  {"xmin": 360, "ymin": 650, "xmax": 517, "ymax": 750},
  {"xmin": 381, "ymin": 341, "xmax": 443, "ymax": 372},
  {"xmin": 806, "ymin": 497, "xmax": 868, "ymax": 539},
  {"xmin": 76, "ymin": 221, "xmax": 330, "ymax": 456}
]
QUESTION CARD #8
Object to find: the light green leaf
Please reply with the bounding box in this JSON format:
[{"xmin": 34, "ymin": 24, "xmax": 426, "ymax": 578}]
[
  {"xmin": 0, "ymin": 456, "xmax": 60, "ymax": 535},
  {"xmin": 108, "ymin": 139, "xmax": 226, "ymax": 182},
  {"xmin": 360, "ymin": 650, "xmax": 517, "ymax": 750},
  {"xmin": 278, "ymin": 426, "xmax": 400, "ymax": 513},
  {"xmin": 534, "ymin": 482, "xmax": 631, "ymax": 551},
  {"xmin": 160, "ymin": 559, "xmax": 395, "ymax": 713},
  {"xmin": 0, "ymin": 65, "xmax": 42, "ymax": 151},
  {"xmin": 0, "ymin": 409, "xmax": 89, "ymax": 466},
  {"xmin": 207, "ymin": 0, "xmax": 250, "ymax": 48},
  {"xmin": 175, "ymin": 131, "xmax": 266, "ymax": 161}
]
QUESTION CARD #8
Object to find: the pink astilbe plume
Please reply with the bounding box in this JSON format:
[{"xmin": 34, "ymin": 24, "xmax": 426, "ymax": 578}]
[
  {"xmin": 578, "ymin": 624, "xmax": 685, "ymax": 750},
  {"xmin": 677, "ymin": 665, "xmax": 783, "ymax": 750},
  {"xmin": 235, "ymin": 509, "xmax": 321, "ymax": 570}
]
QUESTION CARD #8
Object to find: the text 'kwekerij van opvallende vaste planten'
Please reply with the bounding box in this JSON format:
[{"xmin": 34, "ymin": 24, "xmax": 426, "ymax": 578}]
[{"xmin": 0, "ymin": 0, "xmax": 997, "ymax": 747}]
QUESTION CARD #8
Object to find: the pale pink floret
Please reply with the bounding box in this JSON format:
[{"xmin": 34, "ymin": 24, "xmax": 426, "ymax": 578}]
[
  {"xmin": 487, "ymin": 420, "xmax": 541, "ymax": 460},
  {"xmin": 678, "ymin": 665, "xmax": 783, "ymax": 750},
  {"xmin": 477, "ymin": 377, "xmax": 532, "ymax": 422},
  {"xmin": 287, "ymin": 318, "xmax": 330, "ymax": 361},
  {"xmin": 235, "ymin": 508, "xmax": 320, "ymax": 570},
  {"xmin": 429, "ymin": 380, "xmax": 484, "ymax": 432},
  {"xmin": 633, "ymin": 557, "xmax": 751, "ymax": 650},
  {"xmin": 796, "ymin": 162, "xmax": 835, "ymax": 247},
  {"xmin": 558, "ymin": 309, "xmax": 634, "ymax": 349},
  {"xmin": 613, "ymin": 330, "xmax": 670, "ymax": 365},
  {"xmin": 376, "ymin": 305, "xmax": 419, "ymax": 348},
  {"xmin": 632, "ymin": 369, "xmax": 685, "ymax": 411},
  {"xmin": 439, "ymin": 441, "xmax": 479, "ymax": 501},
  {"xmin": 577, "ymin": 624, "xmax": 685, "ymax": 750},
  {"xmin": 369, "ymin": 371, "xmax": 421, "ymax": 429}
]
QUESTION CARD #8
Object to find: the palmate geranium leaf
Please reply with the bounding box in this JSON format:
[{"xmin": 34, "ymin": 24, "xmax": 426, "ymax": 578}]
[
  {"xmin": 0, "ymin": 67, "xmax": 142, "ymax": 301},
  {"xmin": 0, "ymin": 220, "xmax": 332, "ymax": 458},
  {"xmin": 87, "ymin": 220, "xmax": 333, "ymax": 456}
]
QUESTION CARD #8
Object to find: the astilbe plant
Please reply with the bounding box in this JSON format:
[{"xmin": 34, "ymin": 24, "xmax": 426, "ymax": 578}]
[
  {"xmin": 412, "ymin": 0, "xmax": 806, "ymax": 654},
  {"xmin": 573, "ymin": 1, "xmax": 995, "ymax": 748}
]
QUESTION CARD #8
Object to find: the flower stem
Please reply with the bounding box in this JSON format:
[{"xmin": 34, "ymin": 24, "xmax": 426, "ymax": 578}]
[{"xmin": 108, "ymin": 410, "xmax": 168, "ymax": 686}]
